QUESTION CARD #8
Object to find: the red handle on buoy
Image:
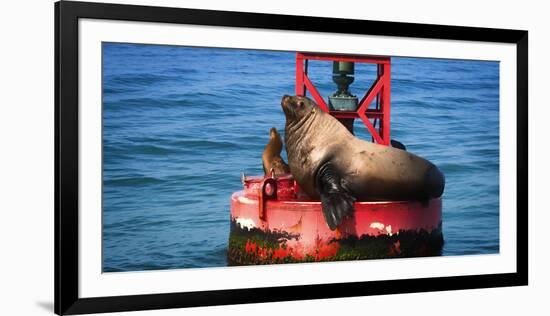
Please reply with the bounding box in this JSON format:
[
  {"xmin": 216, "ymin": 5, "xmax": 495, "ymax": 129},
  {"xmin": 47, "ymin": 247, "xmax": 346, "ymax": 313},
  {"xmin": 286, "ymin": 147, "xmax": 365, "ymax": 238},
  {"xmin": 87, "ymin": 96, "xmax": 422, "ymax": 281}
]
[{"xmin": 259, "ymin": 176, "xmax": 277, "ymax": 221}]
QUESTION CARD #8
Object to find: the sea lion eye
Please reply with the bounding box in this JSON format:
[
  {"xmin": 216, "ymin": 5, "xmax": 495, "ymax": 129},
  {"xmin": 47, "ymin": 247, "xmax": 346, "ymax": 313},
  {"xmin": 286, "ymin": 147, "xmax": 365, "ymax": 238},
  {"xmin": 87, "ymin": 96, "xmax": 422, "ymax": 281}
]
[{"xmin": 298, "ymin": 101, "xmax": 304, "ymax": 107}]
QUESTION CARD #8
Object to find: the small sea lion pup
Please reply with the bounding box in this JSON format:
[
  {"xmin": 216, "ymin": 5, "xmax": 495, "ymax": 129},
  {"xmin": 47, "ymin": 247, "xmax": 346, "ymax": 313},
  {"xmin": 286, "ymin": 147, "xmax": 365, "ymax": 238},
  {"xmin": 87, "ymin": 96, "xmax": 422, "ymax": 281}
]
[
  {"xmin": 262, "ymin": 127, "xmax": 291, "ymax": 176},
  {"xmin": 281, "ymin": 95, "xmax": 445, "ymax": 230}
]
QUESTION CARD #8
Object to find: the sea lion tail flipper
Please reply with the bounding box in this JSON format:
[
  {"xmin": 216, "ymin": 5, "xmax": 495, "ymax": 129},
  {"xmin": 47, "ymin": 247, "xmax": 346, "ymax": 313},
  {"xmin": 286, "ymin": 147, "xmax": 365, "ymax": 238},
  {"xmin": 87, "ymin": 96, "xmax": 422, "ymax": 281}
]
[
  {"xmin": 390, "ymin": 139, "xmax": 407, "ymax": 151},
  {"xmin": 316, "ymin": 163, "xmax": 356, "ymax": 231}
]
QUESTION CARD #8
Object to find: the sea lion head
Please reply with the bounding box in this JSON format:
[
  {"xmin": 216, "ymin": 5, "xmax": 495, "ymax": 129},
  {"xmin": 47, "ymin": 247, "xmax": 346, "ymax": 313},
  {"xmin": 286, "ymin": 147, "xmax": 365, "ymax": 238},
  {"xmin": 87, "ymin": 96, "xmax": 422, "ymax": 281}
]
[
  {"xmin": 281, "ymin": 95, "xmax": 316, "ymax": 122},
  {"xmin": 267, "ymin": 127, "xmax": 283, "ymax": 153},
  {"xmin": 269, "ymin": 127, "xmax": 280, "ymax": 139}
]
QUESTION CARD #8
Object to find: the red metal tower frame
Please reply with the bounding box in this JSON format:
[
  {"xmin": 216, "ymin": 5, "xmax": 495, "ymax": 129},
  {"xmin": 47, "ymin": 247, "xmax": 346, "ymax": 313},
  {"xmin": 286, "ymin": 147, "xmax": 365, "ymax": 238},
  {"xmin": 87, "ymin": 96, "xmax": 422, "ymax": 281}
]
[{"xmin": 295, "ymin": 52, "xmax": 391, "ymax": 146}]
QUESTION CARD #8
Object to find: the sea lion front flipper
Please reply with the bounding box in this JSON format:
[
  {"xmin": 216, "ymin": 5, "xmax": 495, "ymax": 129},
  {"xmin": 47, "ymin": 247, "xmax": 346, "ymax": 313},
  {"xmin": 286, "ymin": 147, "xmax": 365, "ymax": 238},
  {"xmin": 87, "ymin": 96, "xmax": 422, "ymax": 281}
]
[{"xmin": 315, "ymin": 162, "xmax": 356, "ymax": 230}]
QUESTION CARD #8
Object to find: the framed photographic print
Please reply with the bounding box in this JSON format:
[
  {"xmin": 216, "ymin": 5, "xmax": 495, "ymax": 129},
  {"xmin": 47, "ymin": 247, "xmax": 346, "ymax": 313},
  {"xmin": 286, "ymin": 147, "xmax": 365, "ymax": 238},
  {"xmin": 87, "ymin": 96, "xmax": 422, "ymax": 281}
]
[{"xmin": 55, "ymin": 1, "xmax": 528, "ymax": 314}]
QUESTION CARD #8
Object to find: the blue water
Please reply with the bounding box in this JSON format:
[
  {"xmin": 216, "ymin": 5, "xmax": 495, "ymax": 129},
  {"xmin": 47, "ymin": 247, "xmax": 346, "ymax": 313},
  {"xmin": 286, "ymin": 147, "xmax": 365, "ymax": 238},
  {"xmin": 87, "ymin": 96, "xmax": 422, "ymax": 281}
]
[{"xmin": 102, "ymin": 43, "xmax": 499, "ymax": 272}]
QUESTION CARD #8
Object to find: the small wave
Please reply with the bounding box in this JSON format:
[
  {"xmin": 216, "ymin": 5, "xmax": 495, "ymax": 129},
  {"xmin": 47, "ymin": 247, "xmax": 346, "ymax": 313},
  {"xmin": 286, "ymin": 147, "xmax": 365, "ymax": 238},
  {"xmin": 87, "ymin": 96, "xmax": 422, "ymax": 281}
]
[
  {"xmin": 467, "ymin": 147, "xmax": 499, "ymax": 157},
  {"xmin": 105, "ymin": 73, "xmax": 175, "ymax": 86},
  {"xmin": 438, "ymin": 162, "xmax": 487, "ymax": 174},
  {"xmin": 168, "ymin": 139, "xmax": 242, "ymax": 151},
  {"xmin": 129, "ymin": 144, "xmax": 177, "ymax": 155},
  {"xmin": 104, "ymin": 176, "xmax": 164, "ymax": 187},
  {"xmin": 102, "ymin": 152, "xmax": 133, "ymax": 162},
  {"xmin": 394, "ymin": 99, "xmax": 448, "ymax": 110},
  {"xmin": 103, "ymin": 87, "xmax": 139, "ymax": 95},
  {"xmin": 458, "ymin": 82, "xmax": 499, "ymax": 90},
  {"xmin": 102, "ymin": 266, "xmax": 126, "ymax": 273},
  {"xmin": 393, "ymin": 78, "xmax": 451, "ymax": 90},
  {"xmin": 166, "ymin": 67, "xmax": 199, "ymax": 75},
  {"xmin": 108, "ymin": 97, "xmax": 222, "ymax": 110},
  {"xmin": 394, "ymin": 78, "xmax": 498, "ymax": 92},
  {"xmin": 149, "ymin": 252, "xmax": 176, "ymax": 260},
  {"xmin": 125, "ymin": 135, "xmax": 170, "ymax": 143},
  {"xmin": 434, "ymin": 96, "xmax": 483, "ymax": 104},
  {"xmin": 111, "ymin": 262, "xmax": 174, "ymax": 272}
]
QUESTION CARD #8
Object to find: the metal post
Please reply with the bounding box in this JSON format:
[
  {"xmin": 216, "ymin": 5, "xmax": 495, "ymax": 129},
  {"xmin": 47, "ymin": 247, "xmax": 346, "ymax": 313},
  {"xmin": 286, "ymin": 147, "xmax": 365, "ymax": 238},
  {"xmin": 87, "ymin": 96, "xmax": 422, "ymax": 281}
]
[
  {"xmin": 382, "ymin": 62, "xmax": 391, "ymax": 145},
  {"xmin": 295, "ymin": 53, "xmax": 391, "ymax": 146},
  {"xmin": 296, "ymin": 53, "xmax": 305, "ymax": 96}
]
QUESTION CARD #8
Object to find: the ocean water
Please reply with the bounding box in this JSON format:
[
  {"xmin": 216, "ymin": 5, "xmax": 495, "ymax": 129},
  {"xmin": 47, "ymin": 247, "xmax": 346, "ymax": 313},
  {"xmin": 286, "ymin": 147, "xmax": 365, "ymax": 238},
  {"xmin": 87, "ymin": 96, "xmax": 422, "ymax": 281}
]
[{"xmin": 102, "ymin": 43, "xmax": 499, "ymax": 272}]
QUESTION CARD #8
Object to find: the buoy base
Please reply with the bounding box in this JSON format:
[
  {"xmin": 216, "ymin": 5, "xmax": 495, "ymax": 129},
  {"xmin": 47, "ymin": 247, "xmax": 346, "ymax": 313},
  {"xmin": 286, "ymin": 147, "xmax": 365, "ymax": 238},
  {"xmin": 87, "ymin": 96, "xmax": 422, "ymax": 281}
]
[
  {"xmin": 228, "ymin": 175, "xmax": 443, "ymax": 266},
  {"xmin": 228, "ymin": 219, "xmax": 443, "ymax": 266}
]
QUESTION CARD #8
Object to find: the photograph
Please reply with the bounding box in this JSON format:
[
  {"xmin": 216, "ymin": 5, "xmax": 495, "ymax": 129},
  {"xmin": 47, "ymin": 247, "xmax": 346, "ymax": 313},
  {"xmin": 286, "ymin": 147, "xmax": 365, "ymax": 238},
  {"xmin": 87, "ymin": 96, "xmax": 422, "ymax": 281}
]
[
  {"xmin": 101, "ymin": 42, "xmax": 499, "ymax": 272},
  {"xmin": 52, "ymin": 1, "xmax": 531, "ymax": 314}
]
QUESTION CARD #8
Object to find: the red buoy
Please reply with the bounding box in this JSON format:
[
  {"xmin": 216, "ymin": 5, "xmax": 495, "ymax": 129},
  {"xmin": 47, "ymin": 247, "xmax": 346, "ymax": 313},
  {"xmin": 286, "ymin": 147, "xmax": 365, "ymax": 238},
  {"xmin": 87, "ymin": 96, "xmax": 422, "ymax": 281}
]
[{"xmin": 228, "ymin": 174, "xmax": 443, "ymax": 265}]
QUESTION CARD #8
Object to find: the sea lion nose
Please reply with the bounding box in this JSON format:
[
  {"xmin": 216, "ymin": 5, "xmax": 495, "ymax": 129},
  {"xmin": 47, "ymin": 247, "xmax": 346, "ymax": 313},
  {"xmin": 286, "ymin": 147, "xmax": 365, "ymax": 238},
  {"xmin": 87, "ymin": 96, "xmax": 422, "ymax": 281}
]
[{"xmin": 281, "ymin": 95, "xmax": 290, "ymax": 105}]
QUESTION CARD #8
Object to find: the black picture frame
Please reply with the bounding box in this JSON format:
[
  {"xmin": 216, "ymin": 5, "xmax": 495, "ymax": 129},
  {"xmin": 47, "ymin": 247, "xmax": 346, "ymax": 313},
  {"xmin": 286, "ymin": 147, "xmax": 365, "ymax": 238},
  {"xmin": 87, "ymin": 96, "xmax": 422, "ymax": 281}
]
[{"xmin": 55, "ymin": 1, "xmax": 528, "ymax": 314}]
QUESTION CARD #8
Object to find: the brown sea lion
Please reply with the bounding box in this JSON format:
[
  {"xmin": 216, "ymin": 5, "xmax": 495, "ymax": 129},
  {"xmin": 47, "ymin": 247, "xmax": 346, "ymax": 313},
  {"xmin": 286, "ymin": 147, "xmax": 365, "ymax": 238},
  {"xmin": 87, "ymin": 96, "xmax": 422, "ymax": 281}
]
[
  {"xmin": 262, "ymin": 127, "xmax": 290, "ymax": 176},
  {"xmin": 281, "ymin": 95, "xmax": 445, "ymax": 230}
]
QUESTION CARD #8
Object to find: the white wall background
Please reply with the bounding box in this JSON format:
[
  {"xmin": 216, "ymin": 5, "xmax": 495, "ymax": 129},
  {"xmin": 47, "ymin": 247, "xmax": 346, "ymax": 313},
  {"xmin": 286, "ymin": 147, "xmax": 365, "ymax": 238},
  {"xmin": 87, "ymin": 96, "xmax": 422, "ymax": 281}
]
[{"xmin": 0, "ymin": 0, "xmax": 546, "ymax": 315}]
